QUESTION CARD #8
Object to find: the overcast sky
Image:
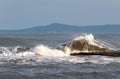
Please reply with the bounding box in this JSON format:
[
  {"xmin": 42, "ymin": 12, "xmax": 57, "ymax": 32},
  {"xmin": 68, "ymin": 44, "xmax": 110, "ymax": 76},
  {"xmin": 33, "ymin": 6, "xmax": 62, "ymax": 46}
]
[{"xmin": 0, "ymin": 0, "xmax": 120, "ymax": 30}]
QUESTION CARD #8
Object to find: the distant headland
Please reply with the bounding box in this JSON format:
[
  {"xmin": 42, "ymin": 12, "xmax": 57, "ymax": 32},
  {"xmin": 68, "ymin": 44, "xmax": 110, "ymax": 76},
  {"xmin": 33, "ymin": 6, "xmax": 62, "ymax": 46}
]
[{"xmin": 0, "ymin": 23, "xmax": 120, "ymax": 34}]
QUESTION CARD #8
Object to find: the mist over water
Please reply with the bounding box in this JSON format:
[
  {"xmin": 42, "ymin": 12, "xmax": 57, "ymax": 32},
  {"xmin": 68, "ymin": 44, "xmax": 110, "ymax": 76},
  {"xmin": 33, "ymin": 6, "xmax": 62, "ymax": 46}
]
[{"xmin": 0, "ymin": 34, "xmax": 120, "ymax": 79}]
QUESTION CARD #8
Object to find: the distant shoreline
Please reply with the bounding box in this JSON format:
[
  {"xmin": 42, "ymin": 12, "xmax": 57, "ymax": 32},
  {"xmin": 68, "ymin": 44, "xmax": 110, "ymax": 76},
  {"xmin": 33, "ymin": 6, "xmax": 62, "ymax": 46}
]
[{"xmin": 0, "ymin": 23, "xmax": 120, "ymax": 34}]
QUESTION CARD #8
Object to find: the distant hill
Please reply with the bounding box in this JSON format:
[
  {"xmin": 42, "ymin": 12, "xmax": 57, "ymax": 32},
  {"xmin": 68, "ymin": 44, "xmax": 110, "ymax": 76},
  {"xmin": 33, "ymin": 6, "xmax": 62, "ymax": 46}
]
[{"xmin": 0, "ymin": 23, "xmax": 120, "ymax": 34}]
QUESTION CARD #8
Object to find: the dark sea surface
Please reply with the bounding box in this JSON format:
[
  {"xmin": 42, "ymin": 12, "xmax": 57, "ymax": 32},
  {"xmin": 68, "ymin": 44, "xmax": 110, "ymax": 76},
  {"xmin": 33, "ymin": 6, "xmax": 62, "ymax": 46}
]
[{"xmin": 0, "ymin": 34, "xmax": 120, "ymax": 79}]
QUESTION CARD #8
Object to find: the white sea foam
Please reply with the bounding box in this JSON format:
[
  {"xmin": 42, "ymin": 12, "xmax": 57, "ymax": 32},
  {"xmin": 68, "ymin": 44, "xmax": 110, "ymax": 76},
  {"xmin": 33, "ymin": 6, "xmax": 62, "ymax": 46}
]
[
  {"xmin": 73, "ymin": 33, "xmax": 112, "ymax": 49},
  {"xmin": 0, "ymin": 34, "xmax": 119, "ymax": 64},
  {"xmin": 0, "ymin": 34, "xmax": 114, "ymax": 57},
  {"xmin": 34, "ymin": 45, "xmax": 69, "ymax": 56},
  {"xmin": 74, "ymin": 34, "xmax": 97, "ymax": 45}
]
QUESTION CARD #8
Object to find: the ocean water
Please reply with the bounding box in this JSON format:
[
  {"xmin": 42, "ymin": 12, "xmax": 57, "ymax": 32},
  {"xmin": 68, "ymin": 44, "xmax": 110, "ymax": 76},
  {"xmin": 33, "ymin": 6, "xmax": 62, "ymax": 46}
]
[{"xmin": 0, "ymin": 34, "xmax": 120, "ymax": 79}]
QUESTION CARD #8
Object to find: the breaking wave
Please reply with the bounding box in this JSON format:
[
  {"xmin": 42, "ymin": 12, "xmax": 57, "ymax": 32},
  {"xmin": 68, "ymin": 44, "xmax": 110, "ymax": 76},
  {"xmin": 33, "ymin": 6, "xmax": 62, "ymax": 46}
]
[
  {"xmin": 57, "ymin": 34, "xmax": 117, "ymax": 55},
  {"xmin": 0, "ymin": 34, "xmax": 115, "ymax": 56},
  {"xmin": 34, "ymin": 45, "xmax": 69, "ymax": 56},
  {"xmin": 0, "ymin": 33, "xmax": 120, "ymax": 64}
]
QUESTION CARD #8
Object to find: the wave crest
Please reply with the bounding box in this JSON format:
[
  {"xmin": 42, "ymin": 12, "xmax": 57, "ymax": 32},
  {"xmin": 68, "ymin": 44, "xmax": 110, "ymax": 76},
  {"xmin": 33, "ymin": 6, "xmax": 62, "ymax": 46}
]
[
  {"xmin": 57, "ymin": 34, "xmax": 115, "ymax": 55},
  {"xmin": 0, "ymin": 34, "xmax": 119, "ymax": 57},
  {"xmin": 34, "ymin": 45, "xmax": 69, "ymax": 56}
]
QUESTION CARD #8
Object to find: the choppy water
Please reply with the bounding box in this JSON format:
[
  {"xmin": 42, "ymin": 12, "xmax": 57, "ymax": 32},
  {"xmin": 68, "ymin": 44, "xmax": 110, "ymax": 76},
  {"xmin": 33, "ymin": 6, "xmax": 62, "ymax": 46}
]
[{"xmin": 0, "ymin": 34, "xmax": 120, "ymax": 79}]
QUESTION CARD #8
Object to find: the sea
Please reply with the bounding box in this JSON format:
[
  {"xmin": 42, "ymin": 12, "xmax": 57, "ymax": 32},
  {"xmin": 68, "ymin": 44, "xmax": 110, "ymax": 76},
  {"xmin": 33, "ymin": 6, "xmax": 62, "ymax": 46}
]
[{"xmin": 0, "ymin": 33, "xmax": 120, "ymax": 79}]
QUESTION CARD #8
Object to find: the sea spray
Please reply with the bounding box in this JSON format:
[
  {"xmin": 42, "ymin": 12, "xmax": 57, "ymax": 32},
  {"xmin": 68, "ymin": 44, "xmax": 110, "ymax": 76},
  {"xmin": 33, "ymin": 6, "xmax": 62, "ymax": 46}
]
[
  {"xmin": 34, "ymin": 45, "xmax": 70, "ymax": 56},
  {"xmin": 0, "ymin": 33, "xmax": 119, "ymax": 64}
]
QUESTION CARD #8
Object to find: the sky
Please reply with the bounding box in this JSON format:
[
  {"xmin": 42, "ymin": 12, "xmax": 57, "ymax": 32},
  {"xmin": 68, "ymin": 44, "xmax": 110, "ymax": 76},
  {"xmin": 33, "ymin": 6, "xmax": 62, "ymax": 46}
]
[{"xmin": 0, "ymin": 0, "xmax": 120, "ymax": 30}]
